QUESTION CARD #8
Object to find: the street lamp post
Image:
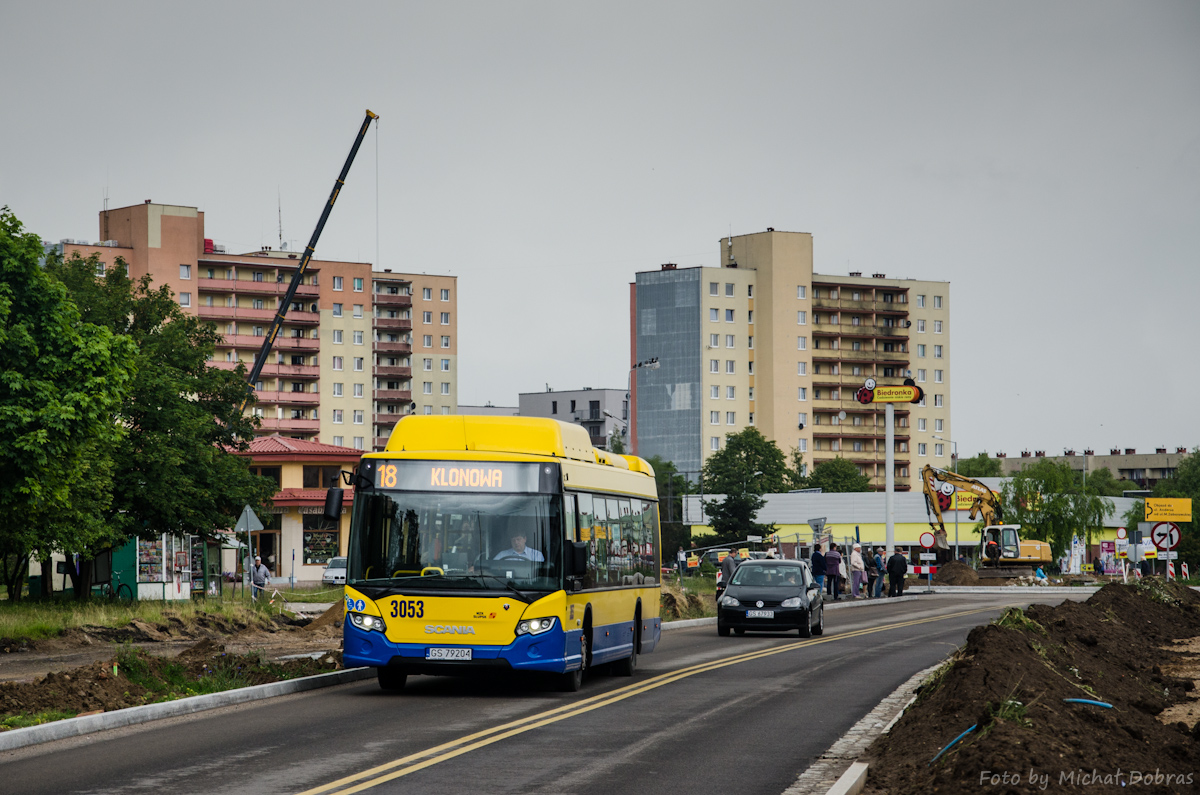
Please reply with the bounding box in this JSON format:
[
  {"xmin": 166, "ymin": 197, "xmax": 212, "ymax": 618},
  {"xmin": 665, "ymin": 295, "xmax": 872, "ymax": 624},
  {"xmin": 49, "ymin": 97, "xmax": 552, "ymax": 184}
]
[
  {"xmin": 933, "ymin": 435, "xmax": 958, "ymax": 560},
  {"xmin": 626, "ymin": 357, "xmax": 660, "ymax": 456}
]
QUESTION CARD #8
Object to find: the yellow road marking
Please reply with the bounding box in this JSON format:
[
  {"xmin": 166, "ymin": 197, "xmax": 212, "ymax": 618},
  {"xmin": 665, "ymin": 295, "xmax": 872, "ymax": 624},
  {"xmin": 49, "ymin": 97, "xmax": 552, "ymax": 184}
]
[{"xmin": 298, "ymin": 605, "xmax": 1002, "ymax": 795}]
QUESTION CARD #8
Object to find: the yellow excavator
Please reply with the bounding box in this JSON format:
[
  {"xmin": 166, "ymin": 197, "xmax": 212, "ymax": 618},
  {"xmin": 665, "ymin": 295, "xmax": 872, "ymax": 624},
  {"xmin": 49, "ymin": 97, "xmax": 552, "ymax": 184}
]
[{"xmin": 920, "ymin": 465, "xmax": 1052, "ymax": 577}]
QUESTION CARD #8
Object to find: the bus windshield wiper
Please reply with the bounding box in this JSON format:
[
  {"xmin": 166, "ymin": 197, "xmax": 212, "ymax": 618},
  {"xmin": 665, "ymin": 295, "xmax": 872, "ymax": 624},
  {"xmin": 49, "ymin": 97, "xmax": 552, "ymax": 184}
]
[{"xmin": 482, "ymin": 576, "xmax": 533, "ymax": 603}]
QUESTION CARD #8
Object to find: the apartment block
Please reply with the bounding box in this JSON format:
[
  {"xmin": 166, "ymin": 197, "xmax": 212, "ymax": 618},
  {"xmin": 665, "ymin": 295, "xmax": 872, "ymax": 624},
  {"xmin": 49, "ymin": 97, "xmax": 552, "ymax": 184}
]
[
  {"xmin": 51, "ymin": 201, "xmax": 457, "ymax": 452},
  {"xmin": 519, "ymin": 388, "xmax": 629, "ymax": 449},
  {"xmin": 996, "ymin": 446, "xmax": 1191, "ymax": 489},
  {"xmin": 632, "ymin": 229, "xmax": 951, "ymax": 490}
]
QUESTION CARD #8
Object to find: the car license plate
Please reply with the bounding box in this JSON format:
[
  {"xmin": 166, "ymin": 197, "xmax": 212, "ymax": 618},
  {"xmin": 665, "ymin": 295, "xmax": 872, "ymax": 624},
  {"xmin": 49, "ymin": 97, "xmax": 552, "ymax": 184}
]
[
  {"xmin": 426, "ymin": 647, "xmax": 472, "ymax": 661},
  {"xmin": 746, "ymin": 610, "xmax": 774, "ymax": 619}
]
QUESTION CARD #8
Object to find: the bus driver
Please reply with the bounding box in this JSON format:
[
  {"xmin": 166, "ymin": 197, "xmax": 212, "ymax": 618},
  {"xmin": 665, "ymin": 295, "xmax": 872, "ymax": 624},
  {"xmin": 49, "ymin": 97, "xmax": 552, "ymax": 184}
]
[{"xmin": 494, "ymin": 531, "xmax": 545, "ymax": 562}]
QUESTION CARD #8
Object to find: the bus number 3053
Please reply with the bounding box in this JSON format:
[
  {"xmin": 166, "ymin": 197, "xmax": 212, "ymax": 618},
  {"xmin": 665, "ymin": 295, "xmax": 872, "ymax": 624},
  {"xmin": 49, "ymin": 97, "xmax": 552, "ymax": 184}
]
[{"xmin": 390, "ymin": 599, "xmax": 425, "ymax": 618}]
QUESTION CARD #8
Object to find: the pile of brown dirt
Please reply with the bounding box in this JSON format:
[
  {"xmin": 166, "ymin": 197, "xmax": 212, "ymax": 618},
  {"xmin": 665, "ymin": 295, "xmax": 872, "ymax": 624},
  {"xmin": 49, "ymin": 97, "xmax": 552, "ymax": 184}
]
[
  {"xmin": 933, "ymin": 560, "xmax": 981, "ymax": 586},
  {"xmin": 864, "ymin": 580, "xmax": 1200, "ymax": 794},
  {"xmin": 0, "ymin": 639, "xmax": 341, "ymax": 726},
  {"xmin": 302, "ymin": 601, "xmax": 344, "ymax": 632}
]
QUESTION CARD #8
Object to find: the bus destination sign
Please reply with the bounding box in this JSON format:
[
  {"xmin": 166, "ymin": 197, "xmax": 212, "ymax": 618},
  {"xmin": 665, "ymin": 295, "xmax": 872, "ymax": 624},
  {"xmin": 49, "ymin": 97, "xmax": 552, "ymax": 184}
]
[{"xmin": 371, "ymin": 460, "xmax": 548, "ymax": 493}]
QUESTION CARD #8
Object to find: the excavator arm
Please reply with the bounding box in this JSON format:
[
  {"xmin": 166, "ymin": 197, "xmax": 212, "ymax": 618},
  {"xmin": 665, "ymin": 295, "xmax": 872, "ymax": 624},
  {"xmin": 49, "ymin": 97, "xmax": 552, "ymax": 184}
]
[{"xmin": 921, "ymin": 465, "xmax": 1005, "ymax": 551}]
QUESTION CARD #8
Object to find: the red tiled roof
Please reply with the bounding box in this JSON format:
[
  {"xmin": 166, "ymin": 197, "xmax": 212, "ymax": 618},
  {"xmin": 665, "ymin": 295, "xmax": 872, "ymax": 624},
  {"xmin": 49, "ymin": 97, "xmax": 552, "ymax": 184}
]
[
  {"xmin": 273, "ymin": 487, "xmax": 355, "ymax": 506},
  {"xmin": 238, "ymin": 434, "xmax": 364, "ymax": 459}
]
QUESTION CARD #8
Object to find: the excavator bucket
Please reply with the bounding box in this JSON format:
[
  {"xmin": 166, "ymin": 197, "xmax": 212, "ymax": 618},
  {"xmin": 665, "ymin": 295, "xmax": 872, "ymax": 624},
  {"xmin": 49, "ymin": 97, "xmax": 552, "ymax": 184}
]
[{"xmin": 934, "ymin": 531, "xmax": 950, "ymax": 550}]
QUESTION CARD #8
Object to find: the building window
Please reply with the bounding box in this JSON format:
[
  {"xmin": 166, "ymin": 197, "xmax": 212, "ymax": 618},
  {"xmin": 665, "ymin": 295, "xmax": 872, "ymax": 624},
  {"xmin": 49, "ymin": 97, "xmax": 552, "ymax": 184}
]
[
  {"xmin": 724, "ymin": 283, "xmax": 734, "ymax": 297},
  {"xmin": 935, "ymin": 418, "xmax": 943, "ymax": 432},
  {"xmin": 352, "ymin": 383, "xmax": 362, "ymax": 398},
  {"xmin": 797, "ymin": 311, "xmax": 807, "ymax": 325},
  {"xmin": 440, "ymin": 288, "xmax": 449, "ymax": 301},
  {"xmin": 918, "ymin": 418, "xmax": 926, "ymax": 431},
  {"xmin": 423, "ymin": 335, "xmax": 433, "ymax": 347},
  {"xmin": 798, "ymin": 387, "xmax": 807, "ymax": 401},
  {"xmin": 333, "ymin": 276, "xmax": 343, "ymax": 291},
  {"xmin": 441, "ymin": 358, "xmax": 450, "ymax": 371},
  {"xmin": 918, "ymin": 442, "xmax": 927, "ymax": 456},
  {"xmin": 354, "ymin": 331, "xmax": 363, "ymax": 345},
  {"xmin": 710, "ymin": 359, "xmax": 719, "ymax": 373},
  {"xmin": 709, "ymin": 308, "xmax": 719, "ymax": 322},
  {"xmin": 726, "ymin": 386, "xmax": 735, "ymax": 399},
  {"xmin": 710, "ymin": 385, "xmax": 719, "ymax": 399},
  {"xmin": 352, "ymin": 357, "xmax": 362, "ymax": 371},
  {"xmin": 423, "ymin": 382, "xmax": 432, "ymax": 394},
  {"xmin": 748, "ymin": 336, "xmax": 753, "ymax": 349},
  {"xmin": 726, "ymin": 411, "xmax": 736, "ymax": 425},
  {"xmin": 352, "ymin": 277, "xmax": 363, "ymax": 292},
  {"xmin": 725, "ymin": 334, "xmax": 734, "ymax": 348},
  {"xmin": 798, "ymin": 439, "xmax": 807, "ymax": 453},
  {"xmin": 711, "ymin": 436, "xmax": 720, "ymax": 451},
  {"xmin": 333, "ymin": 303, "xmax": 343, "ymax": 317},
  {"xmin": 934, "ymin": 394, "xmax": 944, "ymax": 407},
  {"xmin": 423, "ymin": 405, "xmax": 433, "ymax": 415},
  {"xmin": 353, "ymin": 410, "xmax": 363, "ymax": 424},
  {"xmin": 934, "ymin": 320, "xmax": 942, "ymax": 333},
  {"xmin": 333, "ymin": 329, "xmax": 343, "ymax": 344},
  {"xmin": 441, "ymin": 336, "xmax": 450, "ymax": 348},
  {"xmin": 748, "ymin": 361, "xmax": 754, "ymax": 375},
  {"xmin": 725, "ymin": 309, "xmax": 734, "ymax": 323},
  {"xmin": 747, "ymin": 310, "xmax": 753, "ymax": 324},
  {"xmin": 917, "ymin": 344, "xmax": 926, "ymax": 357},
  {"xmin": 797, "ymin": 286, "xmax": 807, "ymax": 299},
  {"xmin": 353, "ymin": 304, "xmax": 363, "ymax": 318},
  {"xmin": 350, "ymin": 437, "xmax": 362, "ymax": 450},
  {"xmin": 551, "ymin": 401, "xmax": 558, "ymax": 414},
  {"xmin": 726, "ymin": 360, "xmax": 735, "ymax": 374},
  {"xmin": 332, "ymin": 356, "xmax": 344, "ymax": 371},
  {"xmin": 441, "ymin": 406, "xmax": 451, "ymax": 415},
  {"xmin": 797, "ymin": 362, "xmax": 807, "ymax": 376},
  {"xmin": 916, "ymin": 294, "xmax": 925, "ymax": 308},
  {"xmin": 423, "ymin": 311, "xmax": 432, "ymax": 324},
  {"xmin": 935, "ymin": 443, "xmax": 944, "ymax": 457},
  {"xmin": 710, "ymin": 333, "xmax": 719, "ymax": 347},
  {"xmin": 423, "ymin": 287, "xmax": 432, "ymax": 300},
  {"xmin": 440, "ymin": 312, "xmax": 450, "ymax": 325},
  {"xmin": 934, "ymin": 345, "xmax": 943, "ymax": 359},
  {"xmin": 333, "ymin": 383, "xmax": 343, "ymax": 397},
  {"xmin": 916, "ymin": 319, "xmax": 925, "ymax": 332},
  {"xmin": 710, "ymin": 411, "xmax": 720, "ymax": 425},
  {"xmin": 798, "ymin": 412, "xmax": 807, "ymax": 427},
  {"xmin": 709, "ymin": 282, "xmax": 719, "ymax": 296},
  {"xmin": 934, "ymin": 369, "xmax": 943, "ymax": 383},
  {"xmin": 748, "ymin": 387, "xmax": 755, "ymax": 401},
  {"xmin": 934, "ymin": 295, "xmax": 942, "ymax": 309},
  {"xmin": 797, "ymin": 336, "xmax": 807, "ymax": 350},
  {"xmin": 333, "ymin": 409, "xmax": 344, "ymax": 424},
  {"xmin": 333, "ymin": 436, "xmax": 343, "ymax": 446},
  {"xmin": 179, "ymin": 292, "xmax": 191, "ymax": 307},
  {"xmin": 179, "ymin": 264, "xmax": 191, "ymax": 279},
  {"xmin": 917, "ymin": 368, "xmax": 926, "ymax": 382}
]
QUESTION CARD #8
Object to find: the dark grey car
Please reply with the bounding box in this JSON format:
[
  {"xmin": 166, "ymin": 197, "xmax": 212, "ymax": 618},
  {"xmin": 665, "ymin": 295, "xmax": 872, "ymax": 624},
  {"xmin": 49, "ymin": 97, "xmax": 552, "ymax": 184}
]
[{"xmin": 716, "ymin": 560, "xmax": 824, "ymax": 637}]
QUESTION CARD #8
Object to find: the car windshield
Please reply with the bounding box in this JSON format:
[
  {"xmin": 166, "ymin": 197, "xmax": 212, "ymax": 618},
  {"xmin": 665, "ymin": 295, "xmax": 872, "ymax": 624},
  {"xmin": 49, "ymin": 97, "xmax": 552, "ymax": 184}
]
[
  {"xmin": 348, "ymin": 490, "xmax": 562, "ymax": 593},
  {"xmin": 730, "ymin": 564, "xmax": 805, "ymax": 588},
  {"xmin": 327, "ymin": 557, "xmax": 346, "ymax": 568}
]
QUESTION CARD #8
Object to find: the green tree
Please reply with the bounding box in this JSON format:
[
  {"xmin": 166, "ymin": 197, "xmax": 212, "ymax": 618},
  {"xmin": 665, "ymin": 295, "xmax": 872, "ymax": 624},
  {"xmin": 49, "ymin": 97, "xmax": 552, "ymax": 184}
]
[
  {"xmin": 784, "ymin": 448, "xmax": 809, "ymax": 491},
  {"xmin": 0, "ymin": 209, "xmax": 136, "ymax": 599},
  {"xmin": 1083, "ymin": 466, "xmax": 1127, "ymax": 497},
  {"xmin": 608, "ymin": 429, "xmax": 626, "ymax": 454},
  {"xmin": 1001, "ymin": 458, "xmax": 1113, "ymax": 559},
  {"xmin": 45, "ymin": 252, "xmax": 276, "ymax": 575},
  {"xmin": 807, "ymin": 457, "xmax": 872, "ymax": 493},
  {"xmin": 1151, "ymin": 448, "xmax": 1200, "ymax": 574},
  {"xmin": 955, "ymin": 453, "xmax": 1002, "ymax": 478},
  {"xmin": 700, "ymin": 427, "xmax": 788, "ymax": 544}
]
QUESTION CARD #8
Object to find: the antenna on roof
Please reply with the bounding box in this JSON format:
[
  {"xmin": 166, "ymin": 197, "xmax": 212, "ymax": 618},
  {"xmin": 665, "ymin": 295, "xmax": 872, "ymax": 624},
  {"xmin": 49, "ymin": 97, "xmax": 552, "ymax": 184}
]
[{"xmin": 278, "ymin": 188, "xmax": 283, "ymax": 250}]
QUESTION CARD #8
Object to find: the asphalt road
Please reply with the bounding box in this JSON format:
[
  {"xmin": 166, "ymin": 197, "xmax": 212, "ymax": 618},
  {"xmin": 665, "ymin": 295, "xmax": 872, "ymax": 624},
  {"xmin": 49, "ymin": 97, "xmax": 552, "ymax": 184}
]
[{"xmin": 2, "ymin": 593, "xmax": 1083, "ymax": 795}]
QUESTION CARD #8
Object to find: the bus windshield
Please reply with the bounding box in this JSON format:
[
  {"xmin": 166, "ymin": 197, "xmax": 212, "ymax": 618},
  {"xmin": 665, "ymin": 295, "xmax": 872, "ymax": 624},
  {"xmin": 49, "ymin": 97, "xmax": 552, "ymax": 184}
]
[{"xmin": 348, "ymin": 490, "xmax": 563, "ymax": 593}]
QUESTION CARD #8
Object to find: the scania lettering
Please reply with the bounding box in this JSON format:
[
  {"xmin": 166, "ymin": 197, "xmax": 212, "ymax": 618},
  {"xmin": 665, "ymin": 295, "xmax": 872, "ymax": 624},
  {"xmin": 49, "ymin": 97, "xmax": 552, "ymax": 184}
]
[{"xmin": 324, "ymin": 416, "xmax": 662, "ymax": 693}]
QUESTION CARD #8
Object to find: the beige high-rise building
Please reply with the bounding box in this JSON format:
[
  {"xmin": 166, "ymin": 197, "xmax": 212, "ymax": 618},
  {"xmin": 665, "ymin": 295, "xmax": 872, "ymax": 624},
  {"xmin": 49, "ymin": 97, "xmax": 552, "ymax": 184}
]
[
  {"xmin": 49, "ymin": 201, "xmax": 457, "ymax": 452},
  {"xmin": 631, "ymin": 229, "xmax": 951, "ymax": 490}
]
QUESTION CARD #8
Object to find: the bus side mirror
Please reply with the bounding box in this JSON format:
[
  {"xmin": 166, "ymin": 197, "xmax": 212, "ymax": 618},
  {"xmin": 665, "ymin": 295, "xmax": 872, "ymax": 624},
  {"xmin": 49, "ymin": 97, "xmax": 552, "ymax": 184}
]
[
  {"xmin": 324, "ymin": 488, "xmax": 344, "ymax": 522},
  {"xmin": 566, "ymin": 541, "xmax": 588, "ymax": 578}
]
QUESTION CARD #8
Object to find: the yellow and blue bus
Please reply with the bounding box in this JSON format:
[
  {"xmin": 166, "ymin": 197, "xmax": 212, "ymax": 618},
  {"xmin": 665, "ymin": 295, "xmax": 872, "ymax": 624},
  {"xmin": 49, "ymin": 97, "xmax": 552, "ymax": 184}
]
[{"xmin": 324, "ymin": 416, "xmax": 662, "ymax": 692}]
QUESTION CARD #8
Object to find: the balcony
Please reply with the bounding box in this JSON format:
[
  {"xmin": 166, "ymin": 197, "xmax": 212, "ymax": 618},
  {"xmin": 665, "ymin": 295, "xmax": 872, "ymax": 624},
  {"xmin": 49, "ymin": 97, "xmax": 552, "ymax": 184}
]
[
  {"xmin": 255, "ymin": 417, "xmax": 320, "ymax": 432},
  {"xmin": 283, "ymin": 310, "xmax": 320, "ymax": 325},
  {"xmin": 373, "ymin": 292, "xmax": 412, "ymax": 308},
  {"xmin": 374, "ymin": 341, "xmax": 412, "ymax": 355},
  {"xmin": 252, "ymin": 391, "xmax": 321, "ymax": 406},
  {"xmin": 813, "ymin": 397, "xmax": 912, "ymax": 413},
  {"xmin": 373, "ymin": 436, "xmax": 392, "ymax": 449},
  {"xmin": 811, "ymin": 324, "xmax": 909, "ymax": 340},
  {"xmin": 199, "ymin": 306, "xmax": 275, "ymax": 323},
  {"xmin": 811, "ymin": 349, "xmax": 909, "ymax": 364},
  {"xmin": 374, "ymin": 365, "xmax": 412, "ymax": 378},
  {"xmin": 373, "ymin": 317, "xmax": 413, "ymax": 331},
  {"xmin": 374, "ymin": 389, "xmax": 413, "ymax": 403},
  {"xmin": 198, "ymin": 278, "xmax": 319, "ymax": 298},
  {"xmin": 374, "ymin": 413, "xmax": 404, "ymax": 427}
]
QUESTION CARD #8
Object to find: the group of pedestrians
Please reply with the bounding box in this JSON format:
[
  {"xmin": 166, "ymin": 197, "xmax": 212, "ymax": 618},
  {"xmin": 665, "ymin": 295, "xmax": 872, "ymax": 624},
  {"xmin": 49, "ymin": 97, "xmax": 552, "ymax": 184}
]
[{"xmin": 810, "ymin": 542, "xmax": 910, "ymax": 599}]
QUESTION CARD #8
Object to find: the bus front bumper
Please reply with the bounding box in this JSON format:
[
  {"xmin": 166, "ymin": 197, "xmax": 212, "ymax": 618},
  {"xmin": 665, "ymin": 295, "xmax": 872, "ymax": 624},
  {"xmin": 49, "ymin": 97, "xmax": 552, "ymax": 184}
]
[{"xmin": 343, "ymin": 623, "xmax": 584, "ymax": 675}]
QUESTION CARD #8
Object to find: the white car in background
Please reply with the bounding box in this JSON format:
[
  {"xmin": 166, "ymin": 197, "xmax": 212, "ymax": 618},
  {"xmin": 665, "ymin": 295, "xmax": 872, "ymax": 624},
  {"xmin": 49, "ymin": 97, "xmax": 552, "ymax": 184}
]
[{"xmin": 322, "ymin": 557, "xmax": 347, "ymax": 585}]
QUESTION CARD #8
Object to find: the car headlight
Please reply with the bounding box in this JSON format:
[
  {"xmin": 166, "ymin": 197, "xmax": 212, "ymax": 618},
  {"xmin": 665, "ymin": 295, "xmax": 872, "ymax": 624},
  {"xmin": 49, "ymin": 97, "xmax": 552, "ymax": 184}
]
[
  {"xmin": 348, "ymin": 612, "xmax": 386, "ymax": 633},
  {"xmin": 781, "ymin": 597, "xmax": 803, "ymax": 608},
  {"xmin": 719, "ymin": 595, "xmax": 740, "ymax": 607},
  {"xmin": 515, "ymin": 617, "xmax": 558, "ymax": 636}
]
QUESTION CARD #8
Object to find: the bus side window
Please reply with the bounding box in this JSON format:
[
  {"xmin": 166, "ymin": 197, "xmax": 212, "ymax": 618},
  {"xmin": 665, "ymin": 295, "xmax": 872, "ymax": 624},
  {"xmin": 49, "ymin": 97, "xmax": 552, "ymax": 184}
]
[{"xmin": 564, "ymin": 494, "xmax": 578, "ymax": 543}]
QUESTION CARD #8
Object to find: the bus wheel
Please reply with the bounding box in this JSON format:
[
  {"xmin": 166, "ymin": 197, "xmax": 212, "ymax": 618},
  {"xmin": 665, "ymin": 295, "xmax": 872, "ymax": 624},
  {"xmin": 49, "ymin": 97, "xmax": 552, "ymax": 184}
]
[
  {"xmin": 560, "ymin": 634, "xmax": 587, "ymax": 692},
  {"xmin": 378, "ymin": 667, "xmax": 407, "ymax": 692},
  {"xmin": 613, "ymin": 614, "xmax": 639, "ymax": 676}
]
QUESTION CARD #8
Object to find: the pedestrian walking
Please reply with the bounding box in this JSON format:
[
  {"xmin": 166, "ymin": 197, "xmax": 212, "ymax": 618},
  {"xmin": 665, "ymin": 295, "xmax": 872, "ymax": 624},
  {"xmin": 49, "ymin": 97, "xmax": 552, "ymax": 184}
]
[
  {"xmin": 865, "ymin": 546, "xmax": 879, "ymax": 599},
  {"xmin": 250, "ymin": 555, "xmax": 270, "ymax": 602},
  {"xmin": 719, "ymin": 549, "xmax": 741, "ymax": 589},
  {"xmin": 886, "ymin": 549, "xmax": 908, "ymax": 597},
  {"xmin": 676, "ymin": 546, "xmax": 687, "ymax": 579},
  {"xmin": 850, "ymin": 543, "xmax": 866, "ymax": 598},
  {"xmin": 825, "ymin": 543, "xmax": 843, "ymax": 601},
  {"xmin": 810, "ymin": 543, "xmax": 826, "ymax": 594},
  {"xmin": 873, "ymin": 547, "xmax": 886, "ymax": 598}
]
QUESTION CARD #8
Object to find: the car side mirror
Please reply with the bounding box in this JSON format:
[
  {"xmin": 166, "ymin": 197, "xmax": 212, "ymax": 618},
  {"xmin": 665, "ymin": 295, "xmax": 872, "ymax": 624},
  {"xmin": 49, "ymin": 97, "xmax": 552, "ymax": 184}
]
[
  {"xmin": 323, "ymin": 488, "xmax": 344, "ymax": 522},
  {"xmin": 566, "ymin": 541, "xmax": 588, "ymax": 578}
]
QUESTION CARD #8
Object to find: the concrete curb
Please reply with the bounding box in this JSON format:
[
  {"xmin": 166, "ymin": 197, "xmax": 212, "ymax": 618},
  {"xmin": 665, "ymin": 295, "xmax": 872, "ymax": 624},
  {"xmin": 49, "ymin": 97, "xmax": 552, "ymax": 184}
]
[
  {"xmin": 0, "ymin": 667, "xmax": 375, "ymax": 752},
  {"xmin": 923, "ymin": 586, "xmax": 1101, "ymax": 595},
  {"xmin": 662, "ymin": 595, "xmax": 925, "ymax": 631},
  {"xmin": 826, "ymin": 762, "xmax": 869, "ymax": 795}
]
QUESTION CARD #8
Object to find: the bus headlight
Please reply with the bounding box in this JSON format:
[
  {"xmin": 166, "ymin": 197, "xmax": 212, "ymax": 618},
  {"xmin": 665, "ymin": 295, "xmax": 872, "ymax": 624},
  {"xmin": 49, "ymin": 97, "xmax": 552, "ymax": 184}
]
[
  {"xmin": 349, "ymin": 613, "xmax": 386, "ymax": 633},
  {"xmin": 515, "ymin": 617, "xmax": 557, "ymax": 636},
  {"xmin": 719, "ymin": 595, "xmax": 740, "ymax": 607}
]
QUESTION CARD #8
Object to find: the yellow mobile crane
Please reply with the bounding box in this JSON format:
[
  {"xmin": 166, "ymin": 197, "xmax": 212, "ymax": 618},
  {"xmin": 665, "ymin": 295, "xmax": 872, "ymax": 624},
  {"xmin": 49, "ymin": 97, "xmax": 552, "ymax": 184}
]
[{"xmin": 920, "ymin": 465, "xmax": 1051, "ymax": 576}]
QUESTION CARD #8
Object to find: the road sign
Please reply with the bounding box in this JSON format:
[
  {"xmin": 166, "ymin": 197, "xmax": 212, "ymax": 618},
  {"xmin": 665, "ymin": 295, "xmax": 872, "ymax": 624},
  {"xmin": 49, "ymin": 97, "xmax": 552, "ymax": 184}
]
[
  {"xmin": 807, "ymin": 517, "xmax": 827, "ymax": 534},
  {"xmin": 1161, "ymin": 551, "xmax": 1178, "ymax": 560},
  {"xmin": 912, "ymin": 565, "xmax": 937, "ymax": 575},
  {"xmin": 1167, "ymin": 561, "xmax": 1176, "ymax": 579},
  {"xmin": 1143, "ymin": 547, "xmax": 1158, "ymax": 559},
  {"xmin": 1151, "ymin": 522, "xmax": 1181, "ymax": 550},
  {"xmin": 1146, "ymin": 498, "xmax": 1192, "ymax": 522},
  {"xmin": 746, "ymin": 535, "xmax": 763, "ymax": 543},
  {"xmin": 919, "ymin": 531, "xmax": 936, "ymax": 549},
  {"xmin": 856, "ymin": 384, "xmax": 923, "ymax": 404},
  {"xmin": 234, "ymin": 505, "xmax": 264, "ymax": 534},
  {"xmin": 1116, "ymin": 526, "xmax": 1127, "ymax": 540},
  {"xmin": 919, "ymin": 552, "xmax": 937, "ymax": 561},
  {"xmin": 1184, "ymin": 563, "xmax": 1191, "ymax": 579}
]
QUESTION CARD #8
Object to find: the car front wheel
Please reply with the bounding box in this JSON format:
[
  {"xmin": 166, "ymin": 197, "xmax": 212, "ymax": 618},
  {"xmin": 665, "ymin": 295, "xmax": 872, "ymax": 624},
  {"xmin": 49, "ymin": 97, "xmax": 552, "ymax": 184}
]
[{"xmin": 812, "ymin": 605, "xmax": 824, "ymax": 636}]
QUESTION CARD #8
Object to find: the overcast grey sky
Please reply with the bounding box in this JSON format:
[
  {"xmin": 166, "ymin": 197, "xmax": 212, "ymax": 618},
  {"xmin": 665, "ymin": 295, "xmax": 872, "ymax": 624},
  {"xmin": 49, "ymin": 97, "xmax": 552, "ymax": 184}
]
[{"xmin": 3, "ymin": 2, "xmax": 1197, "ymax": 459}]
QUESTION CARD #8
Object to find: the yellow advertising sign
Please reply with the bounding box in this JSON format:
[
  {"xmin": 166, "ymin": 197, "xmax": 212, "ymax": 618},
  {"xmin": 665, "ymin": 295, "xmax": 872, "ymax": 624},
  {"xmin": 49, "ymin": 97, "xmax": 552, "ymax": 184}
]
[
  {"xmin": 1143, "ymin": 547, "xmax": 1158, "ymax": 559},
  {"xmin": 870, "ymin": 385, "xmax": 921, "ymax": 403},
  {"xmin": 952, "ymin": 492, "xmax": 980, "ymax": 511},
  {"xmin": 686, "ymin": 555, "xmax": 699, "ymax": 569},
  {"xmin": 737, "ymin": 548, "xmax": 750, "ymax": 559},
  {"xmin": 1146, "ymin": 498, "xmax": 1192, "ymax": 522}
]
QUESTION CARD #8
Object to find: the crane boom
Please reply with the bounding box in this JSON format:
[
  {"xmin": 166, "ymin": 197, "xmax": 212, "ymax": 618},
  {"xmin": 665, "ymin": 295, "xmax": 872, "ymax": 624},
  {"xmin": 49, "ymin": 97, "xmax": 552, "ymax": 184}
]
[{"xmin": 241, "ymin": 109, "xmax": 379, "ymax": 412}]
